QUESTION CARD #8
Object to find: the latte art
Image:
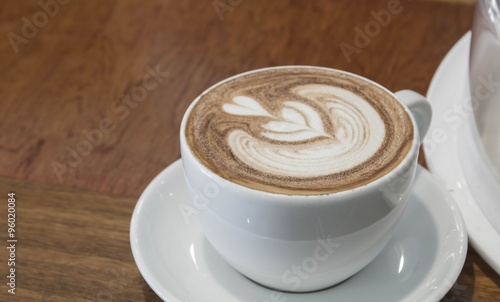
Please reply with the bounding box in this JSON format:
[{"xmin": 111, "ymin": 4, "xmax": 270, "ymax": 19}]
[
  {"xmin": 185, "ymin": 67, "xmax": 413, "ymax": 195},
  {"xmin": 223, "ymin": 86, "xmax": 386, "ymax": 178}
]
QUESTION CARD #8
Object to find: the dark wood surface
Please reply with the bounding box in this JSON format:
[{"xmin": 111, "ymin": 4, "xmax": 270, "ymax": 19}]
[{"xmin": 1, "ymin": 0, "xmax": 499, "ymax": 301}]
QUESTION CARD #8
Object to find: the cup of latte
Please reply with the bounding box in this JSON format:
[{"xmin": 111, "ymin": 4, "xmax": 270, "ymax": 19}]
[{"xmin": 180, "ymin": 66, "xmax": 431, "ymax": 292}]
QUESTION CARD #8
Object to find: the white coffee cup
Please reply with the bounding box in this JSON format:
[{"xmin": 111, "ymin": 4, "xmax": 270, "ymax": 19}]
[{"xmin": 180, "ymin": 66, "xmax": 431, "ymax": 292}]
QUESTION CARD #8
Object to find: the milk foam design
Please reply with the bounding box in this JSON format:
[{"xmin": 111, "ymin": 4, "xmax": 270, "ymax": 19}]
[
  {"xmin": 222, "ymin": 84, "xmax": 386, "ymax": 177},
  {"xmin": 185, "ymin": 67, "xmax": 413, "ymax": 195}
]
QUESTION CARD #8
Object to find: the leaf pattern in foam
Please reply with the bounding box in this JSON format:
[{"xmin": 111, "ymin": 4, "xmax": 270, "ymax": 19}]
[
  {"xmin": 222, "ymin": 96, "xmax": 272, "ymax": 117},
  {"xmin": 261, "ymin": 101, "xmax": 330, "ymax": 142},
  {"xmin": 281, "ymin": 107, "xmax": 307, "ymax": 125},
  {"xmin": 222, "ymin": 96, "xmax": 331, "ymax": 142},
  {"xmin": 262, "ymin": 121, "xmax": 310, "ymax": 133},
  {"xmin": 284, "ymin": 101, "xmax": 326, "ymax": 134},
  {"xmin": 261, "ymin": 129, "xmax": 327, "ymax": 142}
]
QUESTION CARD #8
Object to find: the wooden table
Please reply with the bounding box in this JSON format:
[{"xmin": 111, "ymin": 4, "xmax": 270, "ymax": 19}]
[{"xmin": 1, "ymin": 0, "xmax": 499, "ymax": 301}]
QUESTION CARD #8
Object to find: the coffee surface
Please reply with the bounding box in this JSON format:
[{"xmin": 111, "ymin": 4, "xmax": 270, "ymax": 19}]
[{"xmin": 185, "ymin": 67, "xmax": 413, "ymax": 195}]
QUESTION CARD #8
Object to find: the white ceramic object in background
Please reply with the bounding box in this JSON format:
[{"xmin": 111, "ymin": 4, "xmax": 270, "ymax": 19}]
[
  {"xmin": 129, "ymin": 160, "xmax": 467, "ymax": 302},
  {"xmin": 470, "ymin": 0, "xmax": 500, "ymax": 181},
  {"xmin": 425, "ymin": 31, "xmax": 500, "ymax": 274},
  {"xmin": 179, "ymin": 66, "xmax": 432, "ymax": 292}
]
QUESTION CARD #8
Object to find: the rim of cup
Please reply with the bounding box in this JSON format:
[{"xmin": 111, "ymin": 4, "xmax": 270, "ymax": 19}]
[{"xmin": 180, "ymin": 65, "xmax": 420, "ymax": 201}]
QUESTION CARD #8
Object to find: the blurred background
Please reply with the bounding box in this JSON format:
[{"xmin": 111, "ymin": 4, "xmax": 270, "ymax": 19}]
[
  {"xmin": 0, "ymin": 0, "xmax": 473, "ymax": 197},
  {"xmin": 2, "ymin": 1, "xmax": 499, "ymax": 301}
]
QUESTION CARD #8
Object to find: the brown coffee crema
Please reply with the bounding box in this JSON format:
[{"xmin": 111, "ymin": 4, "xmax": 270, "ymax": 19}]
[{"xmin": 185, "ymin": 67, "xmax": 413, "ymax": 195}]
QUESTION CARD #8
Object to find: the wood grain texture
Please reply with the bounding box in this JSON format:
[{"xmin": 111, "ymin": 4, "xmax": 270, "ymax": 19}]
[
  {"xmin": 0, "ymin": 176, "xmax": 162, "ymax": 302},
  {"xmin": 0, "ymin": 0, "xmax": 474, "ymax": 197},
  {"xmin": 447, "ymin": 247, "xmax": 500, "ymax": 302},
  {"xmin": 1, "ymin": 0, "xmax": 499, "ymax": 301},
  {"xmin": 427, "ymin": 0, "xmax": 477, "ymax": 4},
  {"xmin": 0, "ymin": 175, "xmax": 499, "ymax": 302}
]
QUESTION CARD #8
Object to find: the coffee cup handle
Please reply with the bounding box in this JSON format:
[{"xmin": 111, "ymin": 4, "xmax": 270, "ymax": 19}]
[{"xmin": 395, "ymin": 90, "xmax": 432, "ymax": 141}]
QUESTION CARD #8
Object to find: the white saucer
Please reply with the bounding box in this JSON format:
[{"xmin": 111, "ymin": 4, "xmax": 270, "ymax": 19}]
[
  {"xmin": 130, "ymin": 160, "xmax": 466, "ymax": 302},
  {"xmin": 425, "ymin": 31, "xmax": 500, "ymax": 275}
]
